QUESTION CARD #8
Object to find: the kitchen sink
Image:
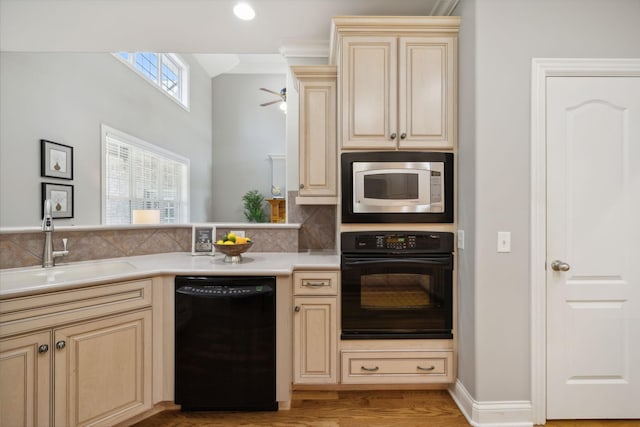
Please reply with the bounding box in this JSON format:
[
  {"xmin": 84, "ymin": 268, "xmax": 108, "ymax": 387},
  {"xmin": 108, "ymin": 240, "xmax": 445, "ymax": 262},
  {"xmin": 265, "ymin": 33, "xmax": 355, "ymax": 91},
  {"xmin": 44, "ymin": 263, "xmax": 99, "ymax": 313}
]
[{"xmin": 1, "ymin": 260, "xmax": 137, "ymax": 286}]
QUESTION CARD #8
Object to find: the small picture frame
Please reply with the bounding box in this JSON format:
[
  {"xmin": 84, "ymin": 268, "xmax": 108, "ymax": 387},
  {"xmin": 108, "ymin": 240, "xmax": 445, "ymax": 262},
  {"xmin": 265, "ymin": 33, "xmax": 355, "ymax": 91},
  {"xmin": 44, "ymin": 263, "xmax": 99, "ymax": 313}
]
[
  {"xmin": 41, "ymin": 139, "xmax": 73, "ymax": 180},
  {"xmin": 42, "ymin": 183, "xmax": 74, "ymax": 219},
  {"xmin": 192, "ymin": 225, "xmax": 215, "ymax": 256}
]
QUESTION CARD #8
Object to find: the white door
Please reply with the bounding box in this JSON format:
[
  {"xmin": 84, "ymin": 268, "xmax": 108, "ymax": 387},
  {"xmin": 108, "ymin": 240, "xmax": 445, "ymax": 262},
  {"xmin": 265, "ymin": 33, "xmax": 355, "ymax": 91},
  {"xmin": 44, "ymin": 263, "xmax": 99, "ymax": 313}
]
[{"xmin": 546, "ymin": 76, "xmax": 640, "ymax": 419}]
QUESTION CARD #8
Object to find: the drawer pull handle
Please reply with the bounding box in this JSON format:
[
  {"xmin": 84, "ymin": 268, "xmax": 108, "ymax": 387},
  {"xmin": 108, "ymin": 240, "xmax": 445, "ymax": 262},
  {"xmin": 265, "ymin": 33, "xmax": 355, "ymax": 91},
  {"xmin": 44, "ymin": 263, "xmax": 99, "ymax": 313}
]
[
  {"xmin": 417, "ymin": 365, "xmax": 436, "ymax": 372},
  {"xmin": 304, "ymin": 281, "xmax": 328, "ymax": 287},
  {"xmin": 361, "ymin": 366, "xmax": 380, "ymax": 372}
]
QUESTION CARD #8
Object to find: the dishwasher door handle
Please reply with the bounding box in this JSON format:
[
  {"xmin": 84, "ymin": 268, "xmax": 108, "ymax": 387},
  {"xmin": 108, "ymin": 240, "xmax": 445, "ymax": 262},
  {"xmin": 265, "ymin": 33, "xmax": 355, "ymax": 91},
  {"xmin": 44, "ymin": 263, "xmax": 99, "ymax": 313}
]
[{"xmin": 176, "ymin": 284, "xmax": 274, "ymax": 298}]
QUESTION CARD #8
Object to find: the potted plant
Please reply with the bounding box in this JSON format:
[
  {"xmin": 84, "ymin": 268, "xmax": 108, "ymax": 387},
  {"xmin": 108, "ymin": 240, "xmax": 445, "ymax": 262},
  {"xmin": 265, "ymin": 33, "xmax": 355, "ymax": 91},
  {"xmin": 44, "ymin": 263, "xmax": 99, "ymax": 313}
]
[{"xmin": 242, "ymin": 190, "xmax": 266, "ymax": 223}]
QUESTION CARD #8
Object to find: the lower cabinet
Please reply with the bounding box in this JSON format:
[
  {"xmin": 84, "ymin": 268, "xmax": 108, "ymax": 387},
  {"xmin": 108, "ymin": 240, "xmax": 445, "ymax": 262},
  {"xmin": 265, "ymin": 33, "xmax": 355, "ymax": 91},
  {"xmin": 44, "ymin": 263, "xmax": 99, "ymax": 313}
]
[
  {"xmin": 0, "ymin": 279, "xmax": 153, "ymax": 427},
  {"xmin": 293, "ymin": 271, "xmax": 339, "ymax": 384},
  {"xmin": 54, "ymin": 310, "xmax": 152, "ymax": 427},
  {"xmin": 0, "ymin": 331, "xmax": 51, "ymax": 427},
  {"xmin": 341, "ymin": 350, "xmax": 454, "ymax": 384}
]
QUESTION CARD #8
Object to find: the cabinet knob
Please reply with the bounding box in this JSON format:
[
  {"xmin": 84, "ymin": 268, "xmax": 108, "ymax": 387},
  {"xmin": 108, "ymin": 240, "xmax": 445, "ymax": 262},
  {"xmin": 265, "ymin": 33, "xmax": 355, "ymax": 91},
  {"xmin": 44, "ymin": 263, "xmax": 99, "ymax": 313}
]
[
  {"xmin": 55, "ymin": 340, "xmax": 66, "ymax": 350},
  {"xmin": 390, "ymin": 133, "xmax": 397, "ymax": 140},
  {"xmin": 38, "ymin": 344, "xmax": 49, "ymax": 354},
  {"xmin": 294, "ymin": 306, "xmax": 301, "ymax": 312},
  {"xmin": 299, "ymin": 183, "xmax": 304, "ymax": 189},
  {"xmin": 400, "ymin": 132, "xmax": 407, "ymax": 140}
]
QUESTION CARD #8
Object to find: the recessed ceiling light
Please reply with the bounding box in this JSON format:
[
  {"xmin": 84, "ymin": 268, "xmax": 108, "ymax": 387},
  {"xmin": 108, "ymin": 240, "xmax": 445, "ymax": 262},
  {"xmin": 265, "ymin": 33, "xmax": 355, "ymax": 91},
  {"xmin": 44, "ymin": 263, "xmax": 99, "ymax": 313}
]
[{"xmin": 233, "ymin": 3, "xmax": 255, "ymax": 21}]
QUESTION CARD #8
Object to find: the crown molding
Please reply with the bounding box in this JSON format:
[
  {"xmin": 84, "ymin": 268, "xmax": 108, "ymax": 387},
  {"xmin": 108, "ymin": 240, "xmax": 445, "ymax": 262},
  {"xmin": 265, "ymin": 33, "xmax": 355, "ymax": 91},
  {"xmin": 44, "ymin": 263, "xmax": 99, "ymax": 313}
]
[
  {"xmin": 279, "ymin": 40, "xmax": 330, "ymax": 59},
  {"xmin": 329, "ymin": 15, "xmax": 461, "ymax": 64}
]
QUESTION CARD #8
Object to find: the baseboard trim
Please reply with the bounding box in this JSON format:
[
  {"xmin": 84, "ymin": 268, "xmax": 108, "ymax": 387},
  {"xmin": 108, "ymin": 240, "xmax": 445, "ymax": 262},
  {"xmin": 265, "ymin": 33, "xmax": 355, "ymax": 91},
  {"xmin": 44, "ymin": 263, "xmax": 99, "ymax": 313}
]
[{"xmin": 449, "ymin": 380, "xmax": 534, "ymax": 427}]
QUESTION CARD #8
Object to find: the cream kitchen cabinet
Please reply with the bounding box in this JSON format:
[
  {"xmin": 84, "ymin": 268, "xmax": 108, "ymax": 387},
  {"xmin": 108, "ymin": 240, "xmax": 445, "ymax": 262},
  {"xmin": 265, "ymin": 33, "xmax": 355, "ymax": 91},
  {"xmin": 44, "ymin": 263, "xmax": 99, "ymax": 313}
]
[
  {"xmin": 0, "ymin": 279, "xmax": 153, "ymax": 427},
  {"xmin": 332, "ymin": 16, "xmax": 459, "ymax": 150},
  {"xmin": 292, "ymin": 66, "xmax": 338, "ymax": 205},
  {"xmin": 0, "ymin": 331, "xmax": 51, "ymax": 427},
  {"xmin": 292, "ymin": 270, "xmax": 339, "ymax": 384},
  {"xmin": 341, "ymin": 350, "xmax": 454, "ymax": 384}
]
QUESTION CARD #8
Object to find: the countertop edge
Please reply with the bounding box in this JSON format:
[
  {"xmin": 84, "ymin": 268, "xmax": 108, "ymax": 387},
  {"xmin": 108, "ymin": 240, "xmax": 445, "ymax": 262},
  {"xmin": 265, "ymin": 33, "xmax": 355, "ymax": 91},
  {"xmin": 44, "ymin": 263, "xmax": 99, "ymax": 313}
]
[{"xmin": 0, "ymin": 251, "xmax": 340, "ymax": 299}]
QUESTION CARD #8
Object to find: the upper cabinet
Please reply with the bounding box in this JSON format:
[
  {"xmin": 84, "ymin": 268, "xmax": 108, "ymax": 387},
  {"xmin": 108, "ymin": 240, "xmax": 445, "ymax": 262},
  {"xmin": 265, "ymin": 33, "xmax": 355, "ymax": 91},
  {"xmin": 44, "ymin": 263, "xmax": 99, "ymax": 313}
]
[
  {"xmin": 292, "ymin": 66, "xmax": 338, "ymax": 205},
  {"xmin": 330, "ymin": 16, "xmax": 460, "ymax": 150}
]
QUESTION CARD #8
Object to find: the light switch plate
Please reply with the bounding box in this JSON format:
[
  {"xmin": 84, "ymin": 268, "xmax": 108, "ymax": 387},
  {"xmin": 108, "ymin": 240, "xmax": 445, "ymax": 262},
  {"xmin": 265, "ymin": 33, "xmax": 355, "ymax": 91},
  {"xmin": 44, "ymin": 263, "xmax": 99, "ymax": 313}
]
[{"xmin": 497, "ymin": 231, "xmax": 511, "ymax": 253}]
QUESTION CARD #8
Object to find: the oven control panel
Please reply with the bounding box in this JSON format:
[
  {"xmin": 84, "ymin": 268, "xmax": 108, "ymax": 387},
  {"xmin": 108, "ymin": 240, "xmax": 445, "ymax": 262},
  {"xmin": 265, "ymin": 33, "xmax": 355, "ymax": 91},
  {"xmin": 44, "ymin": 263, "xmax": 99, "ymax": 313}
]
[
  {"xmin": 343, "ymin": 231, "xmax": 454, "ymax": 253},
  {"xmin": 375, "ymin": 234, "xmax": 417, "ymax": 250}
]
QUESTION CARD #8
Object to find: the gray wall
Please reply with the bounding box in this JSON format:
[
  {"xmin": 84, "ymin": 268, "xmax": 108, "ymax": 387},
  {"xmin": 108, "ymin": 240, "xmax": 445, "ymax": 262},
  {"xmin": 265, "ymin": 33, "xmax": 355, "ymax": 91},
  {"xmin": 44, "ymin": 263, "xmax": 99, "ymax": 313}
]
[
  {"xmin": 211, "ymin": 73, "xmax": 286, "ymax": 222},
  {"xmin": 455, "ymin": 0, "xmax": 477, "ymax": 398},
  {"xmin": 455, "ymin": 0, "xmax": 640, "ymax": 402},
  {"xmin": 0, "ymin": 52, "xmax": 213, "ymax": 227}
]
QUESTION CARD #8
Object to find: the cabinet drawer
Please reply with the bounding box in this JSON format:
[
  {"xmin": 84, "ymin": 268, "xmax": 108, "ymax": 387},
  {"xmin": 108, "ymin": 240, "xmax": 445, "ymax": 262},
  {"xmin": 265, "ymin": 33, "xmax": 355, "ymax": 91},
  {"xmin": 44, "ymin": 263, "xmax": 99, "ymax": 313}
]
[
  {"xmin": 294, "ymin": 271, "xmax": 339, "ymax": 296},
  {"xmin": 0, "ymin": 278, "xmax": 153, "ymax": 337},
  {"xmin": 341, "ymin": 350, "xmax": 453, "ymax": 384}
]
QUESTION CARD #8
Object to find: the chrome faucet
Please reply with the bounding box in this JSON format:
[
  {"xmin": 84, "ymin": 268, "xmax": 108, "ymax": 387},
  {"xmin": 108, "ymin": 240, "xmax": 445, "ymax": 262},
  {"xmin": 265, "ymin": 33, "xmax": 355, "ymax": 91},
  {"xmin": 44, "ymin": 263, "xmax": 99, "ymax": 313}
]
[{"xmin": 42, "ymin": 199, "xmax": 69, "ymax": 267}]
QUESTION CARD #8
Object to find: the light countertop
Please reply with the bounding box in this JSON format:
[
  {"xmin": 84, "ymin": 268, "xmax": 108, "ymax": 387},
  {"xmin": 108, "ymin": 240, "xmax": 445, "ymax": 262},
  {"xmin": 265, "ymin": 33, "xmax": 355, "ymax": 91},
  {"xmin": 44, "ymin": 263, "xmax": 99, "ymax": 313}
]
[{"xmin": 0, "ymin": 251, "xmax": 340, "ymax": 299}]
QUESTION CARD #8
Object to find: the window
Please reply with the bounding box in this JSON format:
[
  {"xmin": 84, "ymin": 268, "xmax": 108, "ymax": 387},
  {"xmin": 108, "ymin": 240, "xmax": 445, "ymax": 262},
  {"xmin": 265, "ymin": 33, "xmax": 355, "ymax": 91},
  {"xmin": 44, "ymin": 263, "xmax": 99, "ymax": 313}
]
[
  {"xmin": 115, "ymin": 52, "xmax": 190, "ymax": 109},
  {"xmin": 101, "ymin": 125, "xmax": 189, "ymax": 225}
]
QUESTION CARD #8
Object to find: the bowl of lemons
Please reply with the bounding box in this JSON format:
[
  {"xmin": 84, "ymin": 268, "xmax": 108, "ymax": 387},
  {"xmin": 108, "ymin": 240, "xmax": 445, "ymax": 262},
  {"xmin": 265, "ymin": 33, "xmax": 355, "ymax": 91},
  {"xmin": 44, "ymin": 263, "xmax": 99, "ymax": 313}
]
[{"xmin": 214, "ymin": 233, "xmax": 253, "ymax": 263}]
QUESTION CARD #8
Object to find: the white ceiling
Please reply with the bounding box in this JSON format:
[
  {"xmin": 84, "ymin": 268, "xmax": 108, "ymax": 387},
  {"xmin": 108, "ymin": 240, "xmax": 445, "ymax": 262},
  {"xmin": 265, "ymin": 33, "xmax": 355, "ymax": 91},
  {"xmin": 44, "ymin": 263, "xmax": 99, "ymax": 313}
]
[
  {"xmin": 193, "ymin": 53, "xmax": 289, "ymax": 77},
  {"xmin": 0, "ymin": 0, "xmax": 459, "ymax": 76}
]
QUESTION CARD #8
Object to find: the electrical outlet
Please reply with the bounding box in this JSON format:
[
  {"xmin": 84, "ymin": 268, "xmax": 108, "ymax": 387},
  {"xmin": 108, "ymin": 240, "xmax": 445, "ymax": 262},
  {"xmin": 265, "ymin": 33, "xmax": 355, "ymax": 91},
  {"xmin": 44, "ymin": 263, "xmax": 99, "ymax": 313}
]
[
  {"xmin": 497, "ymin": 231, "xmax": 511, "ymax": 253},
  {"xmin": 230, "ymin": 230, "xmax": 245, "ymax": 237},
  {"xmin": 457, "ymin": 230, "xmax": 465, "ymax": 250}
]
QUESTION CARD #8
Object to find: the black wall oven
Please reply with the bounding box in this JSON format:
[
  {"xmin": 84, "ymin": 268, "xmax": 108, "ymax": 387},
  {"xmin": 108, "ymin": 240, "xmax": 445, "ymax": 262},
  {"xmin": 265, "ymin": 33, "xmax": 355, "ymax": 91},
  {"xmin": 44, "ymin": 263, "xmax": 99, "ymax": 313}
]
[{"xmin": 341, "ymin": 231, "xmax": 453, "ymax": 340}]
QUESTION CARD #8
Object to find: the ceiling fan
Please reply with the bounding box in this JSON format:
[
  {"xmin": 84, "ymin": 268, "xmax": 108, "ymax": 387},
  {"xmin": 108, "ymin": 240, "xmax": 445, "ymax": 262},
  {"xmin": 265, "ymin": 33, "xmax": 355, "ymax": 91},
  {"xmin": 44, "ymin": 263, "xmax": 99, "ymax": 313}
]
[{"xmin": 259, "ymin": 87, "xmax": 286, "ymax": 107}]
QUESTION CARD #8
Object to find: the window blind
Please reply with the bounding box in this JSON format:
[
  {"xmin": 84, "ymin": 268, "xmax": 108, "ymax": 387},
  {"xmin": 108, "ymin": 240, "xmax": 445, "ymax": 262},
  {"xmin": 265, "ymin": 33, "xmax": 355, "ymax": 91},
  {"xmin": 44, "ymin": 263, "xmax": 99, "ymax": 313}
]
[{"xmin": 103, "ymin": 127, "xmax": 189, "ymax": 225}]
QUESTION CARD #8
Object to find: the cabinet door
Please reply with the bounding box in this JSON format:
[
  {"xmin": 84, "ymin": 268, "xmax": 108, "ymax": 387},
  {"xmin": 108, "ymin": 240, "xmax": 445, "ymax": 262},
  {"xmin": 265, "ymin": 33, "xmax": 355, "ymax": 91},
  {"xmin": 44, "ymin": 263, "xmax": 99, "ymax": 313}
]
[
  {"xmin": 54, "ymin": 310, "xmax": 152, "ymax": 427},
  {"xmin": 293, "ymin": 297, "xmax": 337, "ymax": 384},
  {"xmin": 0, "ymin": 331, "xmax": 51, "ymax": 427},
  {"xmin": 341, "ymin": 36, "xmax": 398, "ymax": 149},
  {"xmin": 398, "ymin": 37, "xmax": 456, "ymax": 149},
  {"xmin": 299, "ymin": 79, "xmax": 337, "ymax": 197}
]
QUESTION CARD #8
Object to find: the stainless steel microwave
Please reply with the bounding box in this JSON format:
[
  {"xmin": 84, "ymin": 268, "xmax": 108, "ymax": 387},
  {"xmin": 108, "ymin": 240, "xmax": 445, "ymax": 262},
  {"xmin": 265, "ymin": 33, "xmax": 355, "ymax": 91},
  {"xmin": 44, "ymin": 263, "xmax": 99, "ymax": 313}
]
[{"xmin": 341, "ymin": 152, "xmax": 454, "ymax": 223}]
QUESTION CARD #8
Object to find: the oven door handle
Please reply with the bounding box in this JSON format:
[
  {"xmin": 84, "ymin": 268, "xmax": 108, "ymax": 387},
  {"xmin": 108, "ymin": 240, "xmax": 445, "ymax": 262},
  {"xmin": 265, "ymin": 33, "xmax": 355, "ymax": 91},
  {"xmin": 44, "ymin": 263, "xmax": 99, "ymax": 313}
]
[{"xmin": 342, "ymin": 256, "xmax": 452, "ymax": 267}]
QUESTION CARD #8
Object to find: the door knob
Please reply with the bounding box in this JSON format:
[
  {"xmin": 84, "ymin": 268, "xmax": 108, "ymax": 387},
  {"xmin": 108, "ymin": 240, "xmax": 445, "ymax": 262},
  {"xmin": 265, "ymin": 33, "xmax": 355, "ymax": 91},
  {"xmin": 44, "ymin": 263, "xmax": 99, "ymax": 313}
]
[{"xmin": 551, "ymin": 260, "xmax": 570, "ymax": 272}]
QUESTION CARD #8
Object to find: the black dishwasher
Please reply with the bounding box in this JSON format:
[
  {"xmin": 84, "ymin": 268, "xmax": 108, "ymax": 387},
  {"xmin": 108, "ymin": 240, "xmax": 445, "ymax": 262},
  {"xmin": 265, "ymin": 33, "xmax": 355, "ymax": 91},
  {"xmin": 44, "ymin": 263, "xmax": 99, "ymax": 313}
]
[{"xmin": 175, "ymin": 276, "xmax": 277, "ymax": 411}]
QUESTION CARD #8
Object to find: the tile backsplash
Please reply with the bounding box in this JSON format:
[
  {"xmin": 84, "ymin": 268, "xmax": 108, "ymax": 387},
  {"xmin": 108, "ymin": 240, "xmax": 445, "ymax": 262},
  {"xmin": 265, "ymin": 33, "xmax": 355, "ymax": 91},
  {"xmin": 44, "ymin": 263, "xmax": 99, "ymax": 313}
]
[
  {"xmin": 0, "ymin": 199, "xmax": 337, "ymax": 269},
  {"xmin": 288, "ymin": 191, "xmax": 337, "ymax": 251},
  {"xmin": 0, "ymin": 227, "xmax": 193, "ymax": 269}
]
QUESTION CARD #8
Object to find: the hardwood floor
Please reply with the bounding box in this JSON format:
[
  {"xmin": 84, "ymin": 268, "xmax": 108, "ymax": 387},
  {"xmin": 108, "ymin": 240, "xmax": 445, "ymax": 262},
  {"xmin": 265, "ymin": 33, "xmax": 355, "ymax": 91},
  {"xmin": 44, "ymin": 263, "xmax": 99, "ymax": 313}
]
[
  {"xmin": 131, "ymin": 390, "xmax": 467, "ymax": 426},
  {"xmin": 129, "ymin": 390, "xmax": 640, "ymax": 427}
]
